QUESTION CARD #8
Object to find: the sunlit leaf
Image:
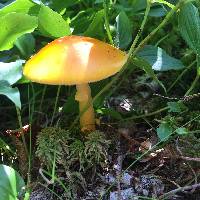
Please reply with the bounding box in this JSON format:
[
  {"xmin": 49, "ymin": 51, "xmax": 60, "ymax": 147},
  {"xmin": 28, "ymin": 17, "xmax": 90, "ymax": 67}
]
[
  {"xmin": 0, "ymin": 0, "xmax": 39, "ymax": 17},
  {"xmin": 175, "ymin": 127, "xmax": 188, "ymax": 135},
  {"xmin": 0, "ymin": 60, "xmax": 24, "ymax": 85},
  {"xmin": 0, "ymin": 164, "xmax": 25, "ymax": 200},
  {"xmin": 0, "ymin": 81, "xmax": 21, "ymax": 109},
  {"xmin": 38, "ymin": 4, "xmax": 71, "ymax": 38},
  {"xmin": 0, "ymin": 12, "xmax": 38, "ymax": 51}
]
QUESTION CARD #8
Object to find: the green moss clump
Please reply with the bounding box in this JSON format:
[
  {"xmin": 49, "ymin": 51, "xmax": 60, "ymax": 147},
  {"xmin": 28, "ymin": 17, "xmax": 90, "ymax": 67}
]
[{"xmin": 36, "ymin": 127, "xmax": 71, "ymax": 169}]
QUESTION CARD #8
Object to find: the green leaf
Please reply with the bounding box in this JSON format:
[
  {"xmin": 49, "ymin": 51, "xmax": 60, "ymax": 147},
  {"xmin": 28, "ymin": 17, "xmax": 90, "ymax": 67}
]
[
  {"xmin": 137, "ymin": 45, "xmax": 184, "ymax": 71},
  {"xmin": 178, "ymin": 2, "xmax": 200, "ymax": 55},
  {"xmin": 131, "ymin": 0, "xmax": 147, "ymax": 13},
  {"xmin": 157, "ymin": 122, "xmax": 173, "ymax": 141},
  {"xmin": 15, "ymin": 33, "xmax": 35, "ymax": 57},
  {"xmin": 0, "ymin": 0, "xmax": 39, "ymax": 17},
  {"xmin": 96, "ymin": 108, "xmax": 122, "ymax": 120},
  {"xmin": 115, "ymin": 11, "xmax": 132, "ymax": 49},
  {"xmin": 0, "ymin": 12, "xmax": 38, "ymax": 51},
  {"xmin": 71, "ymin": 10, "xmax": 94, "ymax": 34},
  {"xmin": 148, "ymin": 5, "xmax": 167, "ymax": 17},
  {"xmin": 167, "ymin": 101, "xmax": 187, "ymax": 113},
  {"xmin": 63, "ymin": 92, "xmax": 78, "ymax": 114},
  {"xmin": 0, "ymin": 81, "xmax": 21, "ymax": 108},
  {"xmin": 133, "ymin": 57, "xmax": 166, "ymax": 92},
  {"xmin": 0, "ymin": 164, "xmax": 25, "ymax": 200},
  {"xmin": 152, "ymin": 0, "xmax": 175, "ymax": 9},
  {"xmin": 51, "ymin": 0, "xmax": 79, "ymax": 11},
  {"xmin": 0, "ymin": 60, "xmax": 24, "ymax": 85},
  {"xmin": 84, "ymin": 9, "xmax": 105, "ymax": 40},
  {"xmin": 38, "ymin": 4, "xmax": 71, "ymax": 38},
  {"xmin": 175, "ymin": 127, "xmax": 188, "ymax": 135}
]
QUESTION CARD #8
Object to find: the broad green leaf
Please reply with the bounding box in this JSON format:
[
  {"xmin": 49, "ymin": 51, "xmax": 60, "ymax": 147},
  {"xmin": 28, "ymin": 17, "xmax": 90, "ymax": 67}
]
[
  {"xmin": 0, "ymin": 164, "xmax": 25, "ymax": 200},
  {"xmin": 175, "ymin": 127, "xmax": 188, "ymax": 135},
  {"xmin": 137, "ymin": 45, "xmax": 184, "ymax": 71},
  {"xmin": 15, "ymin": 33, "xmax": 35, "ymax": 57},
  {"xmin": 178, "ymin": 2, "xmax": 200, "ymax": 55},
  {"xmin": 157, "ymin": 122, "xmax": 173, "ymax": 141},
  {"xmin": 133, "ymin": 57, "xmax": 166, "ymax": 92},
  {"xmin": 115, "ymin": 11, "xmax": 132, "ymax": 49},
  {"xmin": 0, "ymin": 12, "xmax": 38, "ymax": 51},
  {"xmin": 84, "ymin": 9, "xmax": 105, "ymax": 40},
  {"xmin": 0, "ymin": 81, "xmax": 21, "ymax": 108},
  {"xmin": 0, "ymin": 0, "xmax": 39, "ymax": 17},
  {"xmin": 167, "ymin": 101, "xmax": 187, "ymax": 113},
  {"xmin": 38, "ymin": 4, "xmax": 71, "ymax": 38},
  {"xmin": 0, "ymin": 60, "xmax": 24, "ymax": 85}
]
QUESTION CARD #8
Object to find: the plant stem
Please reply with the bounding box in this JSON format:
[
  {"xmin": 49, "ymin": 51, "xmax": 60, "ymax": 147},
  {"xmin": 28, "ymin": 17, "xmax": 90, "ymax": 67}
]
[
  {"xmin": 122, "ymin": 106, "xmax": 169, "ymax": 121},
  {"xmin": 50, "ymin": 85, "xmax": 61, "ymax": 126},
  {"xmin": 128, "ymin": 0, "xmax": 151, "ymax": 57},
  {"xmin": 16, "ymin": 106, "xmax": 28, "ymax": 156},
  {"xmin": 103, "ymin": 0, "xmax": 113, "ymax": 45},
  {"xmin": 38, "ymin": 85, "xmax": 47, "ymax": 114},
  {"xmin": 27, "ymin": 84, "xmax": 32, "ymax": 187},
  {"xmin": 185, "ymin": 55, "xmax": 200, "ymax": 95},
  {"xmin": 185, "ymin": 73, "xmax": 199, "ymax": 96}
]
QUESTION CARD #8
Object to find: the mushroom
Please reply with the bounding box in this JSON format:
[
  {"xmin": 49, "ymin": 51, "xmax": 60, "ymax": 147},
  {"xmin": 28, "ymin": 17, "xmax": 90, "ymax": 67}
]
[{"xmin": 23, "ymin": 36, "xmax": 127, "ymax": 131}]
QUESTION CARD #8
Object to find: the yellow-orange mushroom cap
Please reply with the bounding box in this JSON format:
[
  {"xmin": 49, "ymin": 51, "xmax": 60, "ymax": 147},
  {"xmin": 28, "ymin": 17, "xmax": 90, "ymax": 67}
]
[{"xmin": 23, "ymin": 35, "xmax": 128, "ymax": 85}]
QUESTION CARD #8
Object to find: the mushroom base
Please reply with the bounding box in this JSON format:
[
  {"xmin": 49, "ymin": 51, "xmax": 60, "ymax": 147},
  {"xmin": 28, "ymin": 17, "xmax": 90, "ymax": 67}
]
[{"xmin": 75, "ymin": 84, "xmax": 95, "ymax": 131}]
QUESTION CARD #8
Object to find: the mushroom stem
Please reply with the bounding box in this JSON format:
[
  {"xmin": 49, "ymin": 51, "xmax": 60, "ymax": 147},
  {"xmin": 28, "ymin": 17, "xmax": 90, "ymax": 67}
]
[{"xmin": 75, "ymin": 83, "xmax": 95, "ymax": 131}]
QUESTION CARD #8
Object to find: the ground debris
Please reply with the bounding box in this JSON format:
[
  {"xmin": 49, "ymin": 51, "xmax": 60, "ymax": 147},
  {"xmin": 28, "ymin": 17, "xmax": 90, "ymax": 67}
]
[{"xmin": 30, "ymin": 187, "xmax": 53, "ymax": 200}]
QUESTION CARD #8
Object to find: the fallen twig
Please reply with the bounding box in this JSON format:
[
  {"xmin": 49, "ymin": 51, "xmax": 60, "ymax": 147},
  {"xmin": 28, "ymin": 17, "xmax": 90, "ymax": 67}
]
[
  {"xmin": 159, "ymin": 183, "xmax": 200, "ymax": 199},
  {"xmin": 179, "ymin": 156, "xmax": 200, "ymax": 162}
]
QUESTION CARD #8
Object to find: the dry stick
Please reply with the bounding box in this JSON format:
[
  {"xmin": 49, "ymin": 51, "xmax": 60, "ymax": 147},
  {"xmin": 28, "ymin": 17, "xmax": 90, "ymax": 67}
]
[
  {"xmin": 179, "ymin": 156, "xmax": 200, "ymax": 162},
  {"xmin": 159, "ymin": 183, "xmax": 200, "ymax": 199}
]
